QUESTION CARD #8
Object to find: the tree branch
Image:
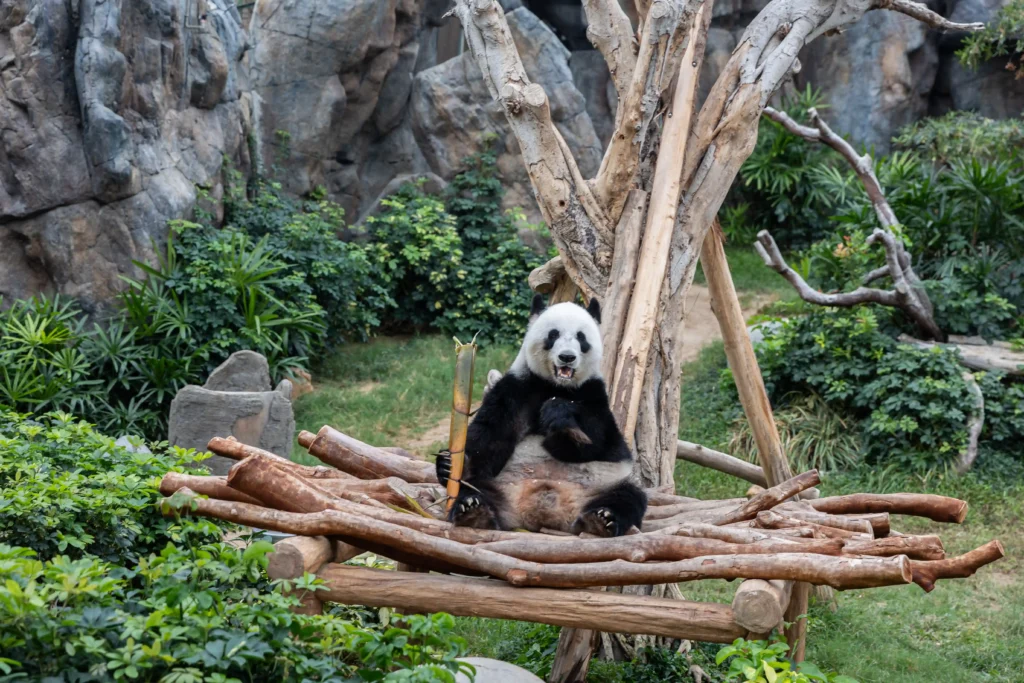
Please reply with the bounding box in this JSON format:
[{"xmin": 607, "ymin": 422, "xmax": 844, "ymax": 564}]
[
  {"xmin": 452, "ymin": 0, "xmax": 612, "ymax": 299},
  {"xmin": 582, "ymin": 0, "xmax": 638, "ymax": 97},
  {"xmin": 877, "ymin": 0, "xmax": 986, "ymax": 32}
]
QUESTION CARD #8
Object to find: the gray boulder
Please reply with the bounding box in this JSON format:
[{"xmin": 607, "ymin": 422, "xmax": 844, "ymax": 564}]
[
  {"xmin": 411, "ymin": 7, "xmax": 603, "ymax": 223},
  {"xmin": 169, "ymin": 352, "xmax": 294, "ymax": 476},
  {"xmin": 204, "ymin": 351, "xmax": 273, "ymax": 393},
  {"xmin": 795, "ymin": 12, "xmax": 936, "ymax": 153},
  {"xmin": 0, "ymin": 0, "xmax": 249, "ymax": 313},
  {"xmin": 456, "ymin": 658, "xmax": 543, "ymax": 683}
]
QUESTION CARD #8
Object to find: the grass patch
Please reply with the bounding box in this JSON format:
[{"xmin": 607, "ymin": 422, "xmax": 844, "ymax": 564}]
[{"xmin": 292, "ymin": 335, "xmax": 517, "ymax": 462}]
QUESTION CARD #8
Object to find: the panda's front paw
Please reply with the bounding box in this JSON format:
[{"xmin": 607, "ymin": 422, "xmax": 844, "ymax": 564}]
[
  {"xmin": 540, "ymin": 399, "xmax": 590, "ymax": 443},
  {"xmin": 571, "ymin": 507, "xmax": 620, "ymax": 537},
  {"xmin": 449, "ymin": 493, "xmax": 500, "ymax": 529},
  {"xmin": 435, "ymin": 450, "xmax": 452, "ymax": 487}
]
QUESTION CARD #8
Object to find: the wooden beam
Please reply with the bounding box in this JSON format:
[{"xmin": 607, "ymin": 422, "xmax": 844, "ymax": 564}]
[
  {"xmin": 316, "ymin": 564, "xmax": 747, "ymax": 643},
  {"xmin": 676, "ymin": 440, "xmax": 768, "ymax": 487}
]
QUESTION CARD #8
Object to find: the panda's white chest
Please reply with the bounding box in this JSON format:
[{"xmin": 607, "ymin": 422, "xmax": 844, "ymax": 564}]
[{"xmin": 494, "ymin": 435, "xmax": 631, "ymax": 487}]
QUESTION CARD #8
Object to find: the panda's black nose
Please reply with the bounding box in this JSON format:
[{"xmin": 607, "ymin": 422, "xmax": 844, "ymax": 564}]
[{"xmin": 558, "ymin": 352, "xmax": 577, "ymax": 364}]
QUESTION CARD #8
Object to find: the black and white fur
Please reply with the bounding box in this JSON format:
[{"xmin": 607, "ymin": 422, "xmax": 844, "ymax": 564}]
[{"xmin": 436, "ymin": 295, "xmax": 647, "ymax": 537}]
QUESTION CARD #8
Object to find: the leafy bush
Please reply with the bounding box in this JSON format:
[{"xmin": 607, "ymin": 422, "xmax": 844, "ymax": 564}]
[
  {"xmin": 716, "ymin": 637, "xmax": 856, "ymax": 683},
  {"xmin": 225, "ymin": 182, "xmax": 394, "ymax": 343},
  {"xmin": 438, "ymin": 140, "xmax": 548, "ymax": 344},
  {"xmin": 0, "ymin": 410, "xmax": 219, "ymax": 565},
  {"xmin": 752, "ymin": 309, "xmax": 1024, "ymax": 469},
  {"xmin": 894, "ymin": 111, "xmax": 1024, "ymax": 166},
  {"xmin": 0, "ymin": 541, "xmax": 473, "ymax": 682},
  {"xmin": 0, "ymin": 411, "xmax": 474, "ymax": 682}
]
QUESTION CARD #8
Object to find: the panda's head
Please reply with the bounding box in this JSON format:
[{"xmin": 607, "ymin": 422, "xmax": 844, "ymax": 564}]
[{"xmin": 513, "ymin": 295, "xmax": 603, "ymax": 387}]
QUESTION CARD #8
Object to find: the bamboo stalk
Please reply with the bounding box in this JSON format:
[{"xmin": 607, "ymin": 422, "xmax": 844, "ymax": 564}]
[{"xmin": 446, "ymin": 337, "xmax": 477, "ymax": 512}]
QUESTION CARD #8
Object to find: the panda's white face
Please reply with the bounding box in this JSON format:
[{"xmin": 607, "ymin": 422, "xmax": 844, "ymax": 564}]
[{"xmin": 515, "ymin": 302, "xmax": 603, "ymax": 387}]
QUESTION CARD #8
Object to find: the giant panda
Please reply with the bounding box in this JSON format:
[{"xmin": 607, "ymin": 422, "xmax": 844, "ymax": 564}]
[{"xmin": 435, "ymin": 295, "xmax": 647, "ymax": 537}]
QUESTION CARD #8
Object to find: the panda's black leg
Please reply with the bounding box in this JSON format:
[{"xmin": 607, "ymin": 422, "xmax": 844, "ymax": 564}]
[
  {"xmin": 448, "ymin": 481, "xmax": 506, "ymax": 530},
  {"xmin": 571, "ymin": 480, "xmax": 648, "ymax": 537}
]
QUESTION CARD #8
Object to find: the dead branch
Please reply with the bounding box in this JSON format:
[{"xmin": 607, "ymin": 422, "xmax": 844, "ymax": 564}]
[
  {"xmin": 207, "ymin": 437, "xmax": 353, "ymax": 479},
  {"xmin": 452, "ymin": 0, "xmax": 612, "ymax": 299},
  {"xmin": 878, "ymin": 0, "xmax": 986, "ymax": 31},
  {"xmin": 581, "ymin": 0, "xmax": 637, "ymax": 96},
  {"xmin": 910, "ymin": 540, "xmax": 1005, "ymax": 592},
  {"xmin": 159, "ymin": 472, "xmax": 264, "ymax": 506},
  {"xmin": 898, "ymin": 335, "xmax": 1024, "ymax": 376},
  {"xmin": 676, "ymin": 440, "xmax": 768, "ymax": 487},
  {"xmin": 529, "ymin": 257, "xmax": 569, "ymax": 295},
  {"xmin": 306, "ymin": 426, "xmax": 438, "ymax": 483},
  {"xmin": 843, "ymin": 535, "xmax": 945, "ymax": 561}
]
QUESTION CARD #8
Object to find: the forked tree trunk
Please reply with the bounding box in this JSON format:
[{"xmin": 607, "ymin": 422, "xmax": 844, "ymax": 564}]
[{"xmin": 449, "ymin": 0, "xmax": 983, "ymax": 677}]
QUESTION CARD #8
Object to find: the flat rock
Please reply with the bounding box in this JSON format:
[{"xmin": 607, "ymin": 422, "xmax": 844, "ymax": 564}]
[
  {"xmin": 456, "ymin": 658, "xmax": 544, "ymax": 683},
  {"xmin": 204, "ymin": 351, "xmax": 273, "ymax": 393}
]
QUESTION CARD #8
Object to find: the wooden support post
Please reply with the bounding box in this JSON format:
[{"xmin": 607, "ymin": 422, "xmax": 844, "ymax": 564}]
[
  {"xmin": 702, "ymin": 226, "xmax": 817, "ymax": 660},
  {"xmin": 732, "ymin": 579, "xmax": 792, "ymax": 635},
  {"xmin": 784, "ymin": 582, "xmax": 809, "ymax": 662}
]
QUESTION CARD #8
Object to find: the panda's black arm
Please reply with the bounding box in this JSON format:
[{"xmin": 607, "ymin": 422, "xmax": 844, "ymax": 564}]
[
  {"xmin": 444, "ymin": 376, "xmax": 522, "ymax": 486},
  {"xmin": 541, "ymin": 380, "xmax": 631, "ymax": 464}
]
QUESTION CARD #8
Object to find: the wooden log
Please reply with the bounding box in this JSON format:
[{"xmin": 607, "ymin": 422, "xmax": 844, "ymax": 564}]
[
  {"xmin": 654, "ymin": 523, "xmax": 818, "ymax": 545},
  {"xmin": 702, "ymin": 227, "xmax": 798, "ymax": 493},
  {"xmin": 808, "ymin": 493, "xmax": 968, "ymax": 524},
  {"xmin": 476, "ymin": 534, "xmax": 844, "ymax": 564},
  {"xmin": 712, "ymin": 471, "xmax": 821, "ymax": 526},
  {"xmin": 784, "ymin": 582, "xmax": 809, "ymax": 662},
  {"xmin": 644, "ymin": 498, "xmax": 744, "ymax": 520},
  {"xmin": 315, "ymin": 564, "xmax": 747, "ymax": 643},
  {"xmin": 773, "ymin": 506, "xmax": 875, "ymax": 536},
  {"xmin": 207, "ymin": 437, "xmax": 352, "ymax": 479},
  {"xmin": 306, "ymin": 426, "xmax": 438, "ymax": 483},
  {"xmin": 676, "ymin": 440, "xmax": 768, "ymax": 487},
  {"xmin": 600, "ymin": 190, "xmax": 648, "ymax": 382},
  {"xmin": 644, "ymin": 490, "xmax": 701, "ymax": 506},
  {"xmin": 732, "ymin": 579, "xmax": 792, "ymax": 634},
  {"xmin": 755, "ymin": 510, "xmax": 871, "ymax": 540},
  {"xmin": 843, "ymin": 535, "xmax": 945, "ymax": 561},
  {"xmin": 551, "ymin": 627, "xmax": 599, "ymax": 683},
  {"xmin": 297, "ymin": 431, "xmax": 316, "ymax": 449},
  {"xmin": 898, "ymin": 334, "xmax": 1024, "ymax": 376},
  {"xmin": 159, "ymin": 472, "xmax": 263, "ymax": 506},
  {"xmin": 910, "ymin": 540, "xmax": 1005, "ymax": 592},
  {"xmin": 267, "ymin": 535, "xmax": 335, "ymax": 580},
  {"xmin": 174, "ymin": 490, "xmax": 916, "ymax": 590}
]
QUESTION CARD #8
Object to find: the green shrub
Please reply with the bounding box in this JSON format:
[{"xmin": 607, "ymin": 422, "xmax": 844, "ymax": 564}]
[
  {"xmin": 755, "ymin": 309, "xmax": 967, "ymax": 468},
  {"xmin": 716, "ymin": 637, "xmax": 857, "ymax": 683},
  {"xmin": 0, "ymin": 541, "xmax": 473, "ymax": 682},
  {"xmin": 0, "ymin": 410, "xmax": 219, "ymax": 565},
  {"xmin": 894, "ymin": 111, "xmax": 1024, "ymax": 166},
  {"xmin": 366, "ymin": 184, "xmax": 464, "ymax": 331},
  {"xmin": 438, "ymin": 140, "xmax": 547, "ymax": 344},
  {"xmin": 225, "ymin": 181, "xmax": 394, "ymax": 342},
  {"xmin": 957, "ymin": 0, "xmax": 1024, "ymax": 72},
  {"xmin": 0, "ymin": 411, "xmax": 474, "ymax": 682}
]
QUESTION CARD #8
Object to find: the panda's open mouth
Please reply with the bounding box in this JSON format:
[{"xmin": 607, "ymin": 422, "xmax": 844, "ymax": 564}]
[{"xmin": 554, "ymin": 364, "xmax": 576, "ymax": 380}]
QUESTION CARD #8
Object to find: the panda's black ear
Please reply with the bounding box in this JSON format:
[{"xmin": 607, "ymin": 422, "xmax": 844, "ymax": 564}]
[
  {"xmin": 529, "ymin": 294, "xmax": 547, "ymax": 322},
  {"xmin": 586, "ymin": 298, "xmax": 601, "ymax": 323}
]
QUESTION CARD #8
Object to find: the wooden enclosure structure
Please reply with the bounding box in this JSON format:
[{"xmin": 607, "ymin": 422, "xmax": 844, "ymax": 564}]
[{"xmin": 160, "ymin": 422, "xmax": 1004, "ymax": 664}]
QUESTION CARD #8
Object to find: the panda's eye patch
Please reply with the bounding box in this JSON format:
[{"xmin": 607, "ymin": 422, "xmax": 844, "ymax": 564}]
[
  {"xmin": 577, "ymin": 331, "xmax": 591, "ymax": 353},
  {"xmin": 544, "ymin": 329, "xmax": 560, "ymax": 350}
]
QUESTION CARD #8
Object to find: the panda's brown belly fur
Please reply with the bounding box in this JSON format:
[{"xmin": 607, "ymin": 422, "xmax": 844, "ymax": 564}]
[{"xmin": 491, "ymin": 436, "xmax": 631, "ymax": 532}]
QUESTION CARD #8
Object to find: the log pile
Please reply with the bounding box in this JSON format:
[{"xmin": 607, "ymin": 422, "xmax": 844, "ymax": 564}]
[{"xmin": 159, "ymin": 426, "xmax": 1005, "ymax": 642}]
